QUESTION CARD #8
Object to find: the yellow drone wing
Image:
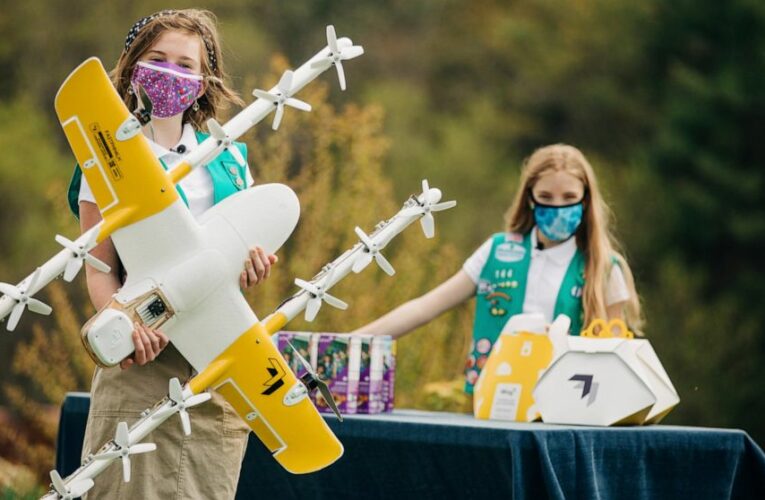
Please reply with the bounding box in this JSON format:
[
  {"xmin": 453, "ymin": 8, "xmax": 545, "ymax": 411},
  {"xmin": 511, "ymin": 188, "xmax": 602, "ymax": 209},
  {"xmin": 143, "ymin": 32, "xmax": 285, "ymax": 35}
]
[
  {"xmin": 189, "ymin": 320, "xmax": 344, "ymax": 474},
  {"xmin": 54, "ymin": 57, "xmax": 179, "ymax": 242}
]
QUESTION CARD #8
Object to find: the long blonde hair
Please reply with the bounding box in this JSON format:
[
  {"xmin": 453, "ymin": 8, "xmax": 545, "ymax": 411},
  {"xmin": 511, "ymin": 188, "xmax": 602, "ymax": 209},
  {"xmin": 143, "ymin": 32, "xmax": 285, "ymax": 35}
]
[
  {"xmin": 109, "ymin": 9, "xmax": 243, "ymax": 130},
  {"xmin": 504, "ymin": 144, "xmax": 644, "ymax": 333}
]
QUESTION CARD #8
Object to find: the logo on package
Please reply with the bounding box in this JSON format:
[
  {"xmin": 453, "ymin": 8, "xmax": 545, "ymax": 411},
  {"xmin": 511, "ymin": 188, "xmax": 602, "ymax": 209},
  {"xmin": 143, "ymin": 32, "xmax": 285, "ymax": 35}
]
[{"xmin": 569, "ymin": 374, "xmax": 598, "ymax": 406}]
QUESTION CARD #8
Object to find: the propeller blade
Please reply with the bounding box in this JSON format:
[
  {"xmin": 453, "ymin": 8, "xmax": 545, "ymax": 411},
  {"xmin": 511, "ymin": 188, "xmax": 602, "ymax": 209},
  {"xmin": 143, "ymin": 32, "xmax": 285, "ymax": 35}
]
[
  {"xmin": 305, "ymin": 297, "xmax": 322, "ymax": 322},
  {"xmin": 272, "ymin": 104, "xmax": 285, "ymax": 130},
  {"xmin": 295, "ymin": 278, "xmax": 319, "ymax": 297},
  {"xmin": 354, "ymin": 226, "xmax": 374, "ymax": 248},
  {"xmin": 7, "ymin": 303, "xmax": 25, "ymax": 331},
  {"xmin": 63, "ymin": 258, "xmax": 83, "ymax": 282},
  {"xmin": 277, "ymin": 70, "xmax": 294, "ymax": 95},
  {"xmin": 55, "ymin": 234, "xmax": 77, "ymax": 252},
  {"xmin": 342, "ymin": 46, "xmax": 365, "ymax": 60},
  {"xmin": 84, "ymin": 254, "xmax": 111, "ymax": 273},
  {"xmin": 253, "ymin": 89, "xmax": 278, "ymax": 102},
  {"xmin": 326, "ymin": 25, "xmax": 339, "ymax": 53},
  {"xmin": 229, "ymin": 144, "xmax": 246, "ymax": 167},
  {"xmin": 431, "ymin": 200, "xmax": 457, "ymax": 212},
  {"xmin": 129, "ymin": 443, "xmax": 157, "ymax": 455},
  {"xmin": 287, "ymin": 340, "xmax": 313, "ymax": 373},
  {"xmin": 317, "ymin": 379, "xmax": 343, "ymax": 422},
  {"xmin": 285, "ymin": 97, "xmax": 312, "ymax": 112},
  {"xmin": 421, "ymin": 179, "xmax": 430, "ymax": 199},
  {"xmin": 0, "ymin": 283, "xmax": 20, "ymax": 300},
  {"xmin": 169, "ymin": 378, "xmax": 184, "ymax": 402},
  {"xmin": 352, "ymin": 252, "xmax": 373, "ymax": 273},
  {"xmin": 57, "ymin": 234, "xmax": 110, "ymax": 281},
  {"xmin": 122, "ymin": 455, "xmax": 131, "ymax": 482},
  {"xmin": 180, "ymin": 410, "xmax": 191, "ymax": 436},
  {"xmin": 50, "ymin": 470, "xmax": 67, "ymax": 495},
  {"xmin": 115, "ymin": 422, "xmax": 130, "ymax": 448},
  {"xmin": 27, "ymin": 298, "xmax": 52, "ymax": 315},
  {"xmin": 335, "ymin": 61, "xmax": 346, "ymax": 91},
  {"xmin": 421, "ymin": 212, "xmax": 436, "ymax": 239},
  {"xmin": 322, "ymin": 293, "xmax": 348, "ymax": 311},
  {"xmin": 374, "ymin": 253, "xmax": 396, "ymax": 276},
  {"xmin": 207, "ymin": 118, "xmax": 225, "ymax": 139},
  {"xmin": 185, "ymin": 393, "xmax": 212, "ymax": 407}
]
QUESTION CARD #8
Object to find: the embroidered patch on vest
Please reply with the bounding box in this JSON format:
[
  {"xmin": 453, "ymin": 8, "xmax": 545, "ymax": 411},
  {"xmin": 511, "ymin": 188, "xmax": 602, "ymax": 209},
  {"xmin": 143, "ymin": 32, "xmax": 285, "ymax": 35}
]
[{"xmin": 495, "ymin": 241, "xmax": 526, "ymax": 262}]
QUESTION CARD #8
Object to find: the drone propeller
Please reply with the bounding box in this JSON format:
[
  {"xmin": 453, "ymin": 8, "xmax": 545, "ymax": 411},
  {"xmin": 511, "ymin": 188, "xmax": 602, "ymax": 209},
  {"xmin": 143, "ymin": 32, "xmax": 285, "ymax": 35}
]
[
  {"xmin": 94, "ymin": 422, "xmax": 156, "ymax": 483},
  {"xmin": 352, "ymin": 226, "xmax": 395, "ymax": 276},
  {"xmin": 207, "ymin": 119, "xmax": 246, "ymax": 166},
  {"xmin": 287, "ymin": 340, "xmax": 343, "ymax": 421},
  {"xmin": 152, "ymin": 378, "xmax": 212, "ymax": 436},
  {"xmin": 49, "ymin": 470, "xmax": 94, "ymax": 500},
  {"xmin": 311, "ymin": 25, "xmax": 364, "ymax": 91},
  {"xmin": 252, "ymin": 70, "xmax": 312, "ymax": 130},
  {"xmin": 56, "ymin": 232, "xmax": 110, "ymax": 282},
  {"xmin": 294, "ymin": 267, "xmax": 348, "ymax": 322},
  {"xmin": 401, "ymin": 179, "xmax": 457, "ymax": 239},
  {"xmin": 0, "ymin": 267, "xmax": 52, "ymax": 331}
]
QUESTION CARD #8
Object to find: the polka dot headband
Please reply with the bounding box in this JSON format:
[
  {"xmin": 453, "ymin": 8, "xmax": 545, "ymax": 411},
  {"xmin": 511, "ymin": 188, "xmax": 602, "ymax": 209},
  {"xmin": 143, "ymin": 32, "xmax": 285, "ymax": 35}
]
[{"xmin": 123, "ymin": 10, "xmax": 218, "ymax": 72}]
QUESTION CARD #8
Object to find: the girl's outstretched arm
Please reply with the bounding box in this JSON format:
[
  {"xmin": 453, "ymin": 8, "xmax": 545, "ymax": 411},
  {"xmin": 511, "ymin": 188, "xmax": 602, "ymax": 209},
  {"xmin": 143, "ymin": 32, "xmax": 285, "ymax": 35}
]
[{"xmin": 353, "ymin": 270, "xmax": 476, "ymax": 339}]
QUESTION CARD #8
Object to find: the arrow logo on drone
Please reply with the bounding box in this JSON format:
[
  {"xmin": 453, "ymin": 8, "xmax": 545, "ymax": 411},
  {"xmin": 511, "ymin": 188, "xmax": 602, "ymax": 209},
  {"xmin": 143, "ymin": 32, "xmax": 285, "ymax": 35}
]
[
  {"xmin": 569, "ymin": 374, "xmax": 599, "ymax": 406},
  {"xmin": 262, "ymin": 358, "xmax": 286, "ymax": 396}
]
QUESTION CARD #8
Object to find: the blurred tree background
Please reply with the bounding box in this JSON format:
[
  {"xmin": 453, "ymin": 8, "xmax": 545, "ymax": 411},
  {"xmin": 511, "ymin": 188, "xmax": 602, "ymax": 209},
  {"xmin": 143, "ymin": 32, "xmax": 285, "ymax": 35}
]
[{"xmin": 1, "ymin": 0, "xmax": 764, "ymax": 495}]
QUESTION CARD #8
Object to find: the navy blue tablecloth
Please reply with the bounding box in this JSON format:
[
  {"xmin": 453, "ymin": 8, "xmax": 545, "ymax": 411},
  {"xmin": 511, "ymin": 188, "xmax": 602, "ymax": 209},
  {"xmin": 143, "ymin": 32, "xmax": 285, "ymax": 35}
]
[{"xmin": 56, "ymin": 393, "xmax": 765, "ymax": 499}]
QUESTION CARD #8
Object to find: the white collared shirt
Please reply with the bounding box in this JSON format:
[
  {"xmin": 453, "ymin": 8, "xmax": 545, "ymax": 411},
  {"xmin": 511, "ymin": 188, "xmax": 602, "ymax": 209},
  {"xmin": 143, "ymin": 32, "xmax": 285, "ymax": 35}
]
[
  {"xmin": 78, "ymin": 124, "xmax": 254, "ymax": 220},
  {"xmin": 462, "ymin": 229, "xmax": 630, "ymax": 323}
]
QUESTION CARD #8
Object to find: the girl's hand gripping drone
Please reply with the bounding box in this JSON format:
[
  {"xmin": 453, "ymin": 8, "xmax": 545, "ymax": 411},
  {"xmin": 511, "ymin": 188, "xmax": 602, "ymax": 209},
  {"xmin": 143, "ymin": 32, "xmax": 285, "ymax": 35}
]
[{"xmin": 0, "ymin": 26, "xmax": 455, "ymax": 499}]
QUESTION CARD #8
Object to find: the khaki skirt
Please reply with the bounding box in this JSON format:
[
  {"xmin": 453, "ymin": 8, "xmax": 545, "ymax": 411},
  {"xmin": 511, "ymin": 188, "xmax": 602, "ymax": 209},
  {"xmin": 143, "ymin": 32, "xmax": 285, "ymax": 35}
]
[{"xmin": 81, "ymin": 344, "xmax": 251, "ymax": 499}]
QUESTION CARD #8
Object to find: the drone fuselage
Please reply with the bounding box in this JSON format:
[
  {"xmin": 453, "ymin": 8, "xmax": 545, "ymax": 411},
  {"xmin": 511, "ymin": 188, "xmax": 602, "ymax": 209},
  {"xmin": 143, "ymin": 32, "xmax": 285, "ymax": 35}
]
[{"xmin": 82, "ymin": 184, "xmax": 300, "ymax": 370}]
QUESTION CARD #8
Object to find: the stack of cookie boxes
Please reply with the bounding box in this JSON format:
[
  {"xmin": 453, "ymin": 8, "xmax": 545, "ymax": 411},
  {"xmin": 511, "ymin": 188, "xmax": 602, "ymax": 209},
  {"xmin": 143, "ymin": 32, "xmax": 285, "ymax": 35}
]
[{"xmin": 275, "ymin": 332, "xmax": 396, "ymax": 415}]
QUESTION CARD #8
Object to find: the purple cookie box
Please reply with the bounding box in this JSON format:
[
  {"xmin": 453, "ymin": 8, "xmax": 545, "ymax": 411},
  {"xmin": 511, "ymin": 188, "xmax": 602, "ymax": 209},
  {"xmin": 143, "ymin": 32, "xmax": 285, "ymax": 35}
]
[
  {"xmin": 314, "ymin": 334, "xmax": 360, "ymax": 415},
  {"xmin": 276, "ymin": 331, "xmax": 313, "ymax": 379}
]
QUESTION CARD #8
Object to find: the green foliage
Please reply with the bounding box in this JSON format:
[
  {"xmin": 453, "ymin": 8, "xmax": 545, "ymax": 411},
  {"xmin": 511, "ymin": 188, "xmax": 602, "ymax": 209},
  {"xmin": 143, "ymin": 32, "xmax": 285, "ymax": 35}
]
[{"xmin": 1, "ymin": 4, "xmax": 764, "ymax": 490}]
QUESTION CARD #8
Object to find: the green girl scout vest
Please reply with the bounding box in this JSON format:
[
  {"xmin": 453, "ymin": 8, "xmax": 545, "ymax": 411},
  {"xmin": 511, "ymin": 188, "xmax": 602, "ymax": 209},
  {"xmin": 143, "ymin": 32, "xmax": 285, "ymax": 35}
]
[
  {"xmin": 67, "ymin": 131, "xmax": 249, "ymax": 218},
  {"xmin": 465, "ymin": 231, "xmax": 585, "ymax": 394}
]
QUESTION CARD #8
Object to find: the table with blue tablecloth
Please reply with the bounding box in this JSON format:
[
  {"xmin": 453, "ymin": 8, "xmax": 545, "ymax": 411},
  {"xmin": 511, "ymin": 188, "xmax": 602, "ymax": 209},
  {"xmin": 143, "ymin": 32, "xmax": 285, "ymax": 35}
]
[{"xmin": 56, "ymin": 393, "xmax": 765, "ymax": 499}]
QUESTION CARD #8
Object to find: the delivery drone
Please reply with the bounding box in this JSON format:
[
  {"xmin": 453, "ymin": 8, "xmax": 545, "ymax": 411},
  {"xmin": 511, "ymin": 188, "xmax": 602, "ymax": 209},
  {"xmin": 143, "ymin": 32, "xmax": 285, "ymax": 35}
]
[{"xmin": 0, "ymin": 26, "xmax": 456, "ymax": 499}]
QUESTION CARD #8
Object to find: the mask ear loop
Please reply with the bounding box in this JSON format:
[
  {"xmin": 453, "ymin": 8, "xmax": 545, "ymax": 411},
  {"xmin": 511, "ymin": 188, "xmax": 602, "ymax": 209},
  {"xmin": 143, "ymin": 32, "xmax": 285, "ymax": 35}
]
[{"xmin": 527, "ymin": 189, "xmax": 536, "ymax": 210}]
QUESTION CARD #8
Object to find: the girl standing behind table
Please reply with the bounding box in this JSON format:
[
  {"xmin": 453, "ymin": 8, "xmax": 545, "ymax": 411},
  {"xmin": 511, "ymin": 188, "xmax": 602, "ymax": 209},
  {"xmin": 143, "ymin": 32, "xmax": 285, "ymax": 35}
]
[{"xmin": 354, "ymin": 144, "xmax": 643, "ymax": 393}]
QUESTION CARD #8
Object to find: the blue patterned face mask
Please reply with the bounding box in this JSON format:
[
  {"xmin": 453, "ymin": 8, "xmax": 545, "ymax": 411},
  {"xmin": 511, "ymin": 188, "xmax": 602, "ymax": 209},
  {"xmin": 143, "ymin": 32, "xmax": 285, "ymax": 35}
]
[{"xmin": 533, "ymin": 201, "xmax": 584, "ymax": 241}]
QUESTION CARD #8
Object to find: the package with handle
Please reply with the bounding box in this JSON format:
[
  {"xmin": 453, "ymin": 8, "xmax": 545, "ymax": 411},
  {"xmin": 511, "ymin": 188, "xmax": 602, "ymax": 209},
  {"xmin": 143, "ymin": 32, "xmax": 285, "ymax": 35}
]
[{"xmin": 473, "ymin": 314, "xmax": 570, "ymax": 422}]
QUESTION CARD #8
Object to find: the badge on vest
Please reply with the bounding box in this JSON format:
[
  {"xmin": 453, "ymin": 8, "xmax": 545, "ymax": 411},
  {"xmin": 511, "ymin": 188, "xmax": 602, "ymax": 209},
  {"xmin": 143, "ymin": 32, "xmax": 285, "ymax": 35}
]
[
  {"xmin": 495, "ymin": 242, "xmax": 526, "ymax": 263},
  {"xmin": 477, "ymin": 279, "xmax": 493, "ymax": 295},
  {"xmin": 570, "ymin": 285, "xmax": 583, "ymax": 298}
]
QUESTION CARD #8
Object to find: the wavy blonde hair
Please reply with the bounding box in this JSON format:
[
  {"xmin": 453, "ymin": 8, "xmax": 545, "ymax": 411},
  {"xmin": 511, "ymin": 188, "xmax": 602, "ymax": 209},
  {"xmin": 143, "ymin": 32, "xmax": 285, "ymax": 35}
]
[
  {"xmin": 504, "ymin": 144, "xmax": 644, "ymax": 334},
  {"xmin": 109, "ymin": 9, "xmax": 243, "ymax": 130}
]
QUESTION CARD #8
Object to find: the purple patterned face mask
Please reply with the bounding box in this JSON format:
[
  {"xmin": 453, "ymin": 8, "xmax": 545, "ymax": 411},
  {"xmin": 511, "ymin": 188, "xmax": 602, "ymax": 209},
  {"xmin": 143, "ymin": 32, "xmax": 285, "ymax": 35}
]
[{"xmin": 130, "ymin": 61, "xmax": 203, "ymax": 118}]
